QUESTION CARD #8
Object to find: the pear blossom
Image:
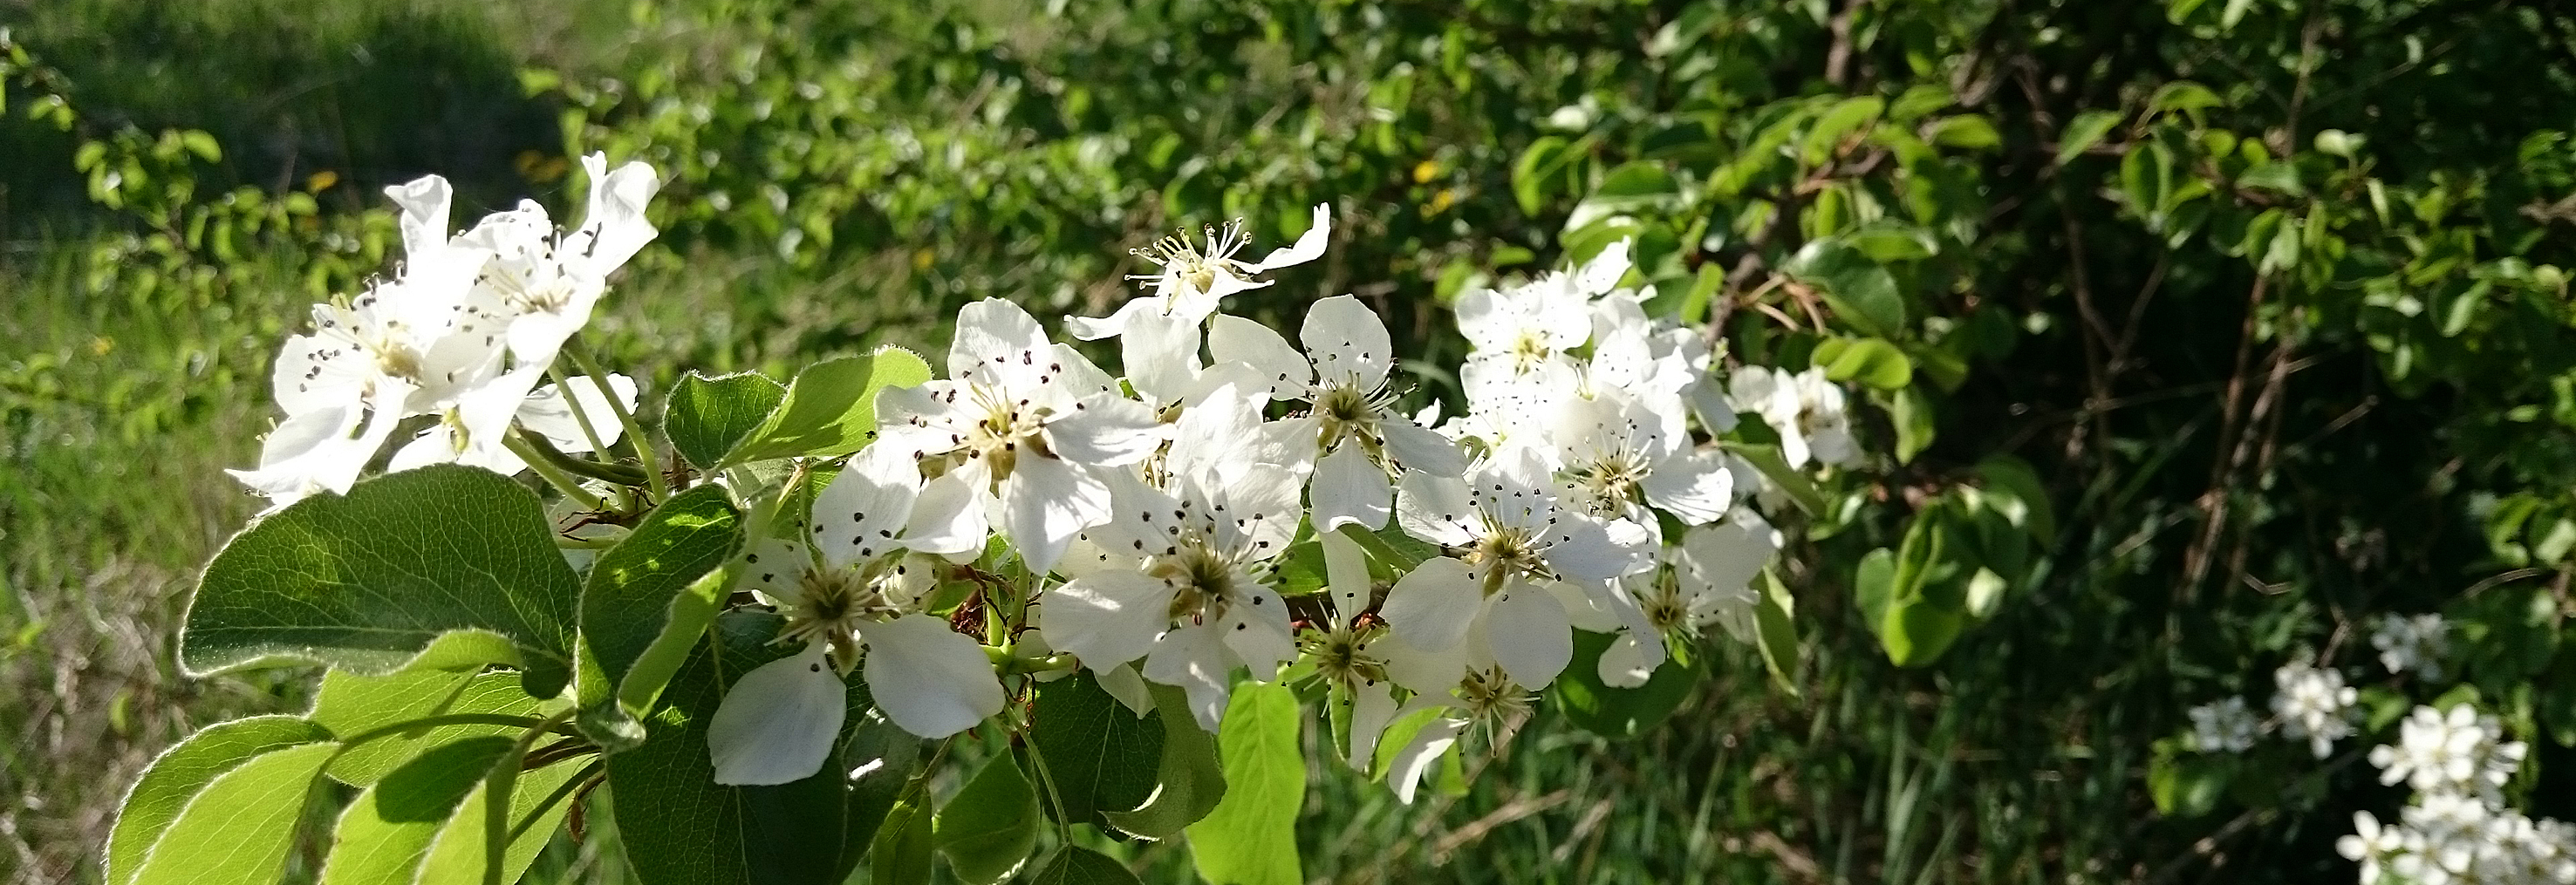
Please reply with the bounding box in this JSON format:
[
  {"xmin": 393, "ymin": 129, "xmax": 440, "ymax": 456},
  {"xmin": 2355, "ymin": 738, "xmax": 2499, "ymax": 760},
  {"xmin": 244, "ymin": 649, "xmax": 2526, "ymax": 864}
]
[
  {"xmin": 1042, "ymin": 385, "xmax": 1306, "ymax": 730},
  {"xmin": 875, "ymin": 298, "xmax": 1165, "ymax": 572},
  {"xmin": 1067, "ymin": 204, "xmax": 1332, "ymax": 340},
  {"xmin": 1377, "ymin": 444, "xmax": 1652, "ymax": 690},
  {"xmin": 2185, "ymin": 697, "xmax": 2261, "ymax": 753},
  {"xmin": 707, "ymin": 443, "xmax": 1008, "ymax": 785},
  {"xmin": 1207, "ymin": 296, "xmax": 1469, "ymax": 530},
  {"xmin": 2272, "ymin": 659, "xmax": 2358, "ymax": 759},
  {"xmin": 2369, "ymin": 705, "xmax": 2525, "ymax": 801},
  {"xmin": 1730, "ymin": 365, "xmax": 1858, "ymax": 469},
  {"xmin": 2371, "ymin": 613, "xmax": 2452, "ymax": 681},
  {"xmin": 456, "ymin": 153, "xmax": 662, "ymax": 374},
  {"xmin": 1453, "ymin": 242, "xmax": 1628, "ymax": 377}
]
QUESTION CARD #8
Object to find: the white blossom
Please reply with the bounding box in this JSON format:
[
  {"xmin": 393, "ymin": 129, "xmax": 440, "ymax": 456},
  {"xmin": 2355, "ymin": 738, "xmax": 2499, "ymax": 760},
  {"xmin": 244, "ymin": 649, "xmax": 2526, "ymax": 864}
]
[
  {"xmin": 2185, "ymin": 696, "xmax": 2261, "ymax": 753},
  {"xmin": 2371, "ymin": 613, "xmax": 2452, "ymax": 681},
  {"xmin": 1067, "ymin": 204, "xmax": 1331, "ymax": 340},
  {"xmin": 2272, "ymin": 659, "xmax": 2358, "ymax": 759},
  {"xmin": 1729, "ymin": 366, "xmax": 1857, "ymax": 469}
]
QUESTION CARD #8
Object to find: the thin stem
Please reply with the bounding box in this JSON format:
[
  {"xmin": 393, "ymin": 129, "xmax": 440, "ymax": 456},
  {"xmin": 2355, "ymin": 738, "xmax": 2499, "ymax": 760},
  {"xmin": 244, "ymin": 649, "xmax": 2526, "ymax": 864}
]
[
  {"xmin": 507, "ymin": 759, "xmax": 605, "ymax": 845},
  {"xmin": 505, "ymin": 434, "xmax": 608, "ymax": 510},
  {"xmin": 516, "ymin": 428, "xmax": 651, "ymax": 487},
  {"xmin": 1015, "ymin": 708, "xmax": 1076, "ymax": 843},
  {"xmin": 488, "ymin": 708, "xmax": 579, "ymax": 885},
  {"xmin": 544, "ymin": 364, "xmax": 615, "ymax": 458},
  {"xmin": 564, "ymin": 339, "xmax": 667, "ymax": 500}
]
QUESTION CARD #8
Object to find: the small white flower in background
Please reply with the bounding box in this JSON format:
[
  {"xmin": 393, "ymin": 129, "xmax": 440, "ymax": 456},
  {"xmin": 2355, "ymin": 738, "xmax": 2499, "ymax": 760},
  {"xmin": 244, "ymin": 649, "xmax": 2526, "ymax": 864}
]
[
  {"xmin": 1207, "ymin": 295, "xmax": 1469, "ymax": 531},
  {"xmin": 1729, "ymin": 365, "xmax": 1858, "ymax": 470},
  {"xmin": 1378, "ymin": 444, "xmax": 1652, "ymax": 690},
  {"xmin": 707, "ymin": 443, "xmax": 1007, "ymax": 785},
  {"xmin": 2185, "ymin": 697, "xmax": 2261, "ymax": 752},
  {"xmin": 875, "ymin": 298, "xmax": 1166, "ymax": 573},
  {"xmin": 2271, "ymin": 659, "xmax": 2357, "ymax": 759},
  {"xmin": 1067, "ymin": 203, "xmax": 1331, "ymax": 340},
  {"xmin": 2371, "ymin": 613, "xmax": 2451, "ymax": 681},
  {"xmin": 2368, "ymin": 705, "xmax": 2525, "ymax": 802},
  {"xmin": 2336, "ymin": 811, "xmax": 2402, "ymax": 885}
]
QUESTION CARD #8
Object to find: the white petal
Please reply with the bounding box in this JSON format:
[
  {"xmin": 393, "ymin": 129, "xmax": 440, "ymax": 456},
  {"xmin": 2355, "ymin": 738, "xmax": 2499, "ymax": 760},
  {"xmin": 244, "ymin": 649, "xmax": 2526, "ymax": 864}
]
[
  {"xmin": 1043, "ymin": 393, "xmax": 1165, "ymax": 466},
  {"xmin": 1393, "ymin": 470, "xmax": 1479, "ymax": 548},
  {"xmin": 1319, "ymin": 528, "xmax": 1372, "ymax": 627},
  {"xmin": 861, "ymin": 614, "xmax": 1005, "ymax": 738},
  {"xmin": 707, "ymin": 643, "xmax": 846, "ymax": 786},
  {"xmin": 1380, "ymin": 632, "xmax": 1469, "ymax": 696},
  {"xmin": 1380, "ymin": 557, "xmax": 1482, "ymax": 652},
  {"xmin": 1541, "ymin": 514, "xmax": 1651, "ymax": 582},
  {"xmin": 1142, "ymin": 623, "xmax": 1233, "ymax": 732},
  {"xmin": 1345, "ymin": 684, "xmax": 1397, "ymax": 773},
  {"xmin": 998, "ymin": 456, "xmax": 1111, "ymax": 574},
  {"xmin": 1043, "ymin": 570, "xmax": 1176, "ymax": 668},
  {"xmin": 739, "ymin": 537, "xmax": 808, "ymax": 608},
  {"xmin": 1378, "ymin": 417, "xmax": 1466, "ymax": 478},
  {"xmin": 574, "ymin": 155, "xmax": 662, "ymax": 274},
  {"xmin": 1597, "ymin": 631, "xmax": 1665, "ymax": 689},
  {"xmin": 1217, "ymin": 588, "xmax": 1296, "ymax": 676},
  {"xmin": 949, "ymin": 298, "xmax": 1051, "ymax": 391},
  {"xmin": 518, "ymin": 374, "xmax": 638, "ymax": 452},
  {"xmin": 1206, "ymin": 314, "xmax": 1309, "ymax": 401},
  {"xmin": 899, "ymin": 471, "xmax": 990, "ymax": 557},
  {"xmin": 1249, "ymin": 202, "xmax": 1330, "ymax": 271},
  {"xmin": 1210, "ymin": 462, "xmax": 1303, "ymax": 561},
  {"xmin": 1312, "ymin": 444, "xmax": 1392, "ymax": 532},
  {"xmin": 384, "ymin": 174, "xmax": 453, "ymax": 263},
  {"xmin": 1064, "ymin": 295, "xmax": 1166, "ymax": 341},
  {"xmin": 1300, "ymin": 296, "xmax": 1391, "ymax": 391},
  {"xmin": 1121, "ymin": 310, "xmax": 1204, "ymax": 405},
  {"xmin": 1572, "ymin": 239, "xmax": 1631, "ymax": 296},
  {"xmin": 812, "ymin": 443, "xmax": 924, "ymax": 568},
  {"xmin": 1640, "ymin": 450, "xmax": 1735, "ymax": 525},
  {"xmin": 1482, "ymin": 585, "xmax": 1574, "ymax": 688},
  {"xmin": 1385, "ymin": 714, "xmax": 1466, "ymax": 805},
  {"xmin": 1095, "ymin": 663, "xmax": 1157, "ymax": 718}
]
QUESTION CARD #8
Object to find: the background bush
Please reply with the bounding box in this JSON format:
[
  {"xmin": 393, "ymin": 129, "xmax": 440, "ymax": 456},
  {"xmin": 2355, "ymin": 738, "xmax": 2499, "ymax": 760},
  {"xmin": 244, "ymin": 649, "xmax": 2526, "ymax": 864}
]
[{"xmin": 5, "ymin": 0, "xmax": 2574, "ymax": 882}]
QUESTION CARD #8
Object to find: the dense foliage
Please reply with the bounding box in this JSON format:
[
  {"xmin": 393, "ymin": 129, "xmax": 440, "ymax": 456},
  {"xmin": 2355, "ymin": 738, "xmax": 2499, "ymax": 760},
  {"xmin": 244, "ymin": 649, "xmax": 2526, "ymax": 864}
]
[{"xmin": 8, "ymin": 1, "xmax": 2576, "ymax": 882}]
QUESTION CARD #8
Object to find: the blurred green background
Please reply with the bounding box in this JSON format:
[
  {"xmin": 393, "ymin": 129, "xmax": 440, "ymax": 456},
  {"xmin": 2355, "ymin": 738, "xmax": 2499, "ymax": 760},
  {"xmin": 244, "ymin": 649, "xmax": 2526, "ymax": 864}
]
[{"xmin": 10, "ymin": 1, "xmax": 2576, "ymax": 883}]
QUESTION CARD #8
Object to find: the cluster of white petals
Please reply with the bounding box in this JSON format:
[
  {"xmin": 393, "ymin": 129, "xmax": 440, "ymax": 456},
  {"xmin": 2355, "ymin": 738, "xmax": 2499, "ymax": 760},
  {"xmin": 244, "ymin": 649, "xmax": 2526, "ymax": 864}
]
[
  {"xmin": 2185, "ymin": 696, "xmax": 2260, "ymax": 753},
  {"xmin": 2340, "ymin": 705, "xmax": 2573, "ymax": 885},
  {"xmin": 231, "ymin": 156, "xmax": 660, "ymax": 509},
  {"xmin": 707, "ymin": 216, "xmax": 1804, "ymax": 800},
  {"xmin": 2371, "ymin": 613, "xmax": 2452, "ymax": 682},
  {"xmin": 2272, "ymin": 659, "xmax": 2361, "ymax": 759}
]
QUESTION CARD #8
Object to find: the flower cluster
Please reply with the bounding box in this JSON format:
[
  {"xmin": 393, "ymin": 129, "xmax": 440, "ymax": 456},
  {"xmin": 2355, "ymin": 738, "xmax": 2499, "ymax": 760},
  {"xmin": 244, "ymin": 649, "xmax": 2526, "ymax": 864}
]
[
  {"xmin": 2340, "ymin": 705, "xmax": 2573, "ymax": 885},
  {"xmin": 704, "ymin": 214, "xmax": 1799, "ymax": 799},
  {"xmin": 231, "ymin": 159, "xmax": 660, "ymax": 509},
  {"xmin": 2371, "ymin": 613, "xmax": 2452, "ymax": 682}
]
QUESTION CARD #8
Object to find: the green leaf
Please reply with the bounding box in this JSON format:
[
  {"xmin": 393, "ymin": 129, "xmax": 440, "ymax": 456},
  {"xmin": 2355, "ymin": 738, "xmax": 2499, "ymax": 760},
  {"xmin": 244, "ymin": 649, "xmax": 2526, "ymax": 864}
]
[
  {"xmin": 2149, "ymin": 81, "xmax": 2225, "ymax": 117},
  {"xmin": 1029, "ymin": 846, "xmax": 1146, "ymax": 885},
  {"xmin": 1511, "ymin": 135, "xmax": 1572, "ymax": 216},
  {"xmin": 1564, "ymin": 161, "xmax": 1678, "ymax": 233},
  {"xmin": 2313, "ymin": 129, "xmax": 2366, "ymax": 160},
  {"xmin": 183, "ymin": 464, "xmax": 580, "ymax": 698},
  {"xmin": 722, "ymin": 346, "xmax": 934, "ymax": 466},
  {"xmin": 1102, "ymin": 683, "xmax": 1227, "ymax": 838},
  {"xmin": 1186, "ymin": 683, "xmax": 1303, "ymax": 885},
  {"xmin": 1030, "ymin": 671, "xmax": 1164, "ymax": 824},
  {"xmin": 577, "ymin": 484, "xmax": 744, "ymax": 748},
  {"xmin": 1881, "ymin": 595, "xmax": 1965, "ymax": 667},
  {"xmin": 2148, "ymin": 746, "xmax": 2234, "ymax": 817},
  {"xmin": 310, "ymin": 670, "xmax": 548, "ymax": 786},
  {"xmin": 107, "ymin": 716, "xmax": 332, "ymax": 885},
  {"xmin": 1784, "ymin": 240, "xmax": 1906, "ymax": 335},
  {"xmin": 318, "ymin": 736, "xmax": 516, "ymax": 885},
  {"xmin": 1890, "ymin": 387, "xmax": 1935, "ymax": 463},
  {"xmin": 2055, "ymin": 110, "xmax": 2124, "ymax": 166},
  {"xmin": 871, "ymin": 800, "xmax": 935, "ymax": 885},
  {"xmin": 934, "ymin": 756, "xmax": 1042, "ymax": 885},
  {"xmin": 1821, "ymin": 337, "xmax": 1914, "ymax": 390},
  {"xmin": 2237, "ymin": 160, "xmax": 2305, "ymax": 195},
  {"xmin": 1853, "ymin": 548, "xmax": 1898, "ymax": 634},
  {"xmin": 1924, "ymin": 115, "xmax": 2001, "ymax": 152},
  {"xmin": 1972, "ymin": 455, "xmax": 2056, "ymax": 541},
  {"xmin": 1845, "ymin": 222, "xmax": 1937, "ymax": 262},
  {"xmin": 606, "ymin": 612, "xmax": 877, "ymax": 885},
  {"xmin": 1756, "ymin": 570, "xmax": 1801, "ymax": 693},
  {"xmin": 1549, "ymin": 630, "xmax": 1703, "ymax": 737},
  {"xmin": 413, "ymin": 756, "xmax": 589, "ymax": 885},
  {"xmin": 1721, "ymin": 443, "xmax": 1829, "ymax": 515},
  {"xmin": 1339, "ymin": 523, "xmax": 1438, "ymax": 572},
  {"xmin": 178, "ymin": 130, "xmax": 221, "ymax": 163},
  {"xmin": 127, "ymin": 741, "xmax": 338, "ymax": 885},
  {"xmin": 1802, "ymin": 96, "xmax": 1884, "ymax": 164},
  {"xmin": 666, "ymin": 371, "xmax": 787, "ymax": 469}
]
